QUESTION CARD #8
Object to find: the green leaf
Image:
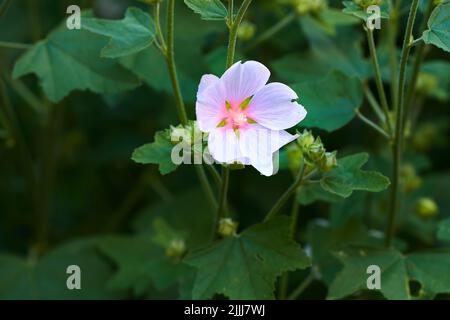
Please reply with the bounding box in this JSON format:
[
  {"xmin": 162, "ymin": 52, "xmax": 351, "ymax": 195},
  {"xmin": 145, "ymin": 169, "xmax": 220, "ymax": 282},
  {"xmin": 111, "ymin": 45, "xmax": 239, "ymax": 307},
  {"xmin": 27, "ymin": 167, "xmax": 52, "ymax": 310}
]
[
  {"xmin": 419, "ymin": 1, "xmax": 450, "ymax": 53},
  {"xmin": 437, "ymin": 219, "xmax": 450, "ymax": 242},
  {"xmin": 273, "ymin": 21, "xmax": 369, "ymax": 83},
  {"xmin": 306, "ymin": 219, "xmax": 384, "ymax": 285},
  {"xmin": 320, "ymin": 153, "xmax": 390, "ymax": 198},
  {"xmin": 131, "ymin": 129, "xmax": 178, "ymax": 175},
  {"xmin": 185, "ymin": 216, "xmax": 311, "ymax": 299},
  {"xmin": 407, "ymin": 250, "xmax": 450, "ymax": 296},
  {"xmin": 328, "ymin": 248, "xmax": 410, "ymax": 300},
  {"xmin": 342, "ymin": 1, "xmax": 390, "ymax": 21},
  {"xmin": 297, "ymin": 183, "xmax": 343, "ymax": 205},
  {"xmin": 120, "ymin": 46, "xmax": 198, "ymax": 103},
  {"xmin": 184, "ymin": 0, "xmax": 228, "ymax": 20},
  {"xmin": 12, "ymin": 28, "xmax": 140, "ymax": 102},
  {"xmin": 132, "ymin": 189, "xmax": 214, "ymax": 249},
  {"xmin": 292, "ymin": 71, "xmax": 363, "ymax": 132},
  {"xmin": 329, "ymin": 248, "xmax": 450, "ymax": 299},
  {"xmin": 97, "ymin": 235, "xmax": 192, "ymax": 295},
  {"xmin": 82, "ymin": 7, "xmax": 156, "ymax": 58},
  {"xmin": 0, "ymin": 238, "xmax": 123, "ymax": 299}
]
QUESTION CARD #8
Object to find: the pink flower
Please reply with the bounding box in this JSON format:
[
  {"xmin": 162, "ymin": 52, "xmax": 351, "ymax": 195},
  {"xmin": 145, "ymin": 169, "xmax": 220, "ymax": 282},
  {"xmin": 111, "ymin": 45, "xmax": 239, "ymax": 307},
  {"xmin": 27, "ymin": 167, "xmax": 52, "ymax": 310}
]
[{"xmin": 196, "ymin": 60, "xmax": 307, "ymax": 176}]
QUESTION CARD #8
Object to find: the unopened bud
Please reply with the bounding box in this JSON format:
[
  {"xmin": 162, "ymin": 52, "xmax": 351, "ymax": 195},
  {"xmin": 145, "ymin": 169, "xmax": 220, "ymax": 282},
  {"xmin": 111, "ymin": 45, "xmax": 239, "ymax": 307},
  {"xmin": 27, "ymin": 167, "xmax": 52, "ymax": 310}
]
[
  {"xmin": 218, "ymin": 218, "xmax": 238, "ymax": 237},
  {"xmin": 400, "ymin": 164, "xmax": 422, "ymax": 193},
  {"xmin": 165, "ymin": 238, "xmax": 186, "ymax": 258},
  {"xmin": 415, "ymin": 197, "xmax": 438, "ymax": 218},
  {"xmin": 297, "ymin": 129, "xmax": 315, "ymax": 150},
  {"xmin": 319, "ymin": 151, "xmax": 337, "ymax": 172},
  {"xmin": 305, "ymin": 136, "xmax": 325, "ymax": 163},
  {"xmin": 294, "ymin": 0, "xmax": 327, "ymax": 15},
  {"xmin": 237, "ymin": 21, "xmax": 256, "ymax": 41}
]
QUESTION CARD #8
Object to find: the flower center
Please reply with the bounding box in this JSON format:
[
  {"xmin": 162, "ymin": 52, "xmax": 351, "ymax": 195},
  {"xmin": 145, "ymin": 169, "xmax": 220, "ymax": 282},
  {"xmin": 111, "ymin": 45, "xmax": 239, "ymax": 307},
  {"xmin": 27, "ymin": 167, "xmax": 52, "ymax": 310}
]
[{"xmin": 228, "ymin": 108, "xmax": 248, "ymax": 128}]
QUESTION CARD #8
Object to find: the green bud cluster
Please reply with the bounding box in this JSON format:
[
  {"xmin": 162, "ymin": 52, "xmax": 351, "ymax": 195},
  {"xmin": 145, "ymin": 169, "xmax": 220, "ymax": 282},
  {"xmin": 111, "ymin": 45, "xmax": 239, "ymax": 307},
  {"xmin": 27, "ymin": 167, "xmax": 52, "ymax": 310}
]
[
  {"xmin": 288, "ymin": 130, "xmax": 337, "ymax": 173},
  {"xmin": 292, "ymin": 0, "xmax": 327, "ymax": 16}
]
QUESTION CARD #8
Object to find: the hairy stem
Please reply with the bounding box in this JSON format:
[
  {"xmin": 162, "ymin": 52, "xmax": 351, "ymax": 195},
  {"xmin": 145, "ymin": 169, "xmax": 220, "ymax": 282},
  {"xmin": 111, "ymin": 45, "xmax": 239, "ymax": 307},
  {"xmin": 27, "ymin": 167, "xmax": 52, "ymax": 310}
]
[
  {"xmin": 165, "ymin": 0, "xmax": 188, "ymax": 124},
  {"xmin": 403, "ymin": 0, "xmax": 435, "ymax": 130},
  {"xmin": 355, "ymin": 108, "xmax": 390, "ymax": 139},
  {"xmin": 154, "ymin": 3, "xmax": 167, "ymax": 52},
  {"xmin": 159, "ymin": 0, "xmax": 217, "ymax": 212},
  {"xmin": 226, "ymin": 0, "xmax": 253, "ymax": 68},
  {"xmin": 366, "ymin": 28, "xmax": 392, "ymax": 135},
  {"xmin": 216, "ymin": 167, "xmax": 230, "ymax": 220},
  {"xmin": 212, "ymin": 0, "xmax": 253, "ymax": 239},
  {"xmin": 363, "ymin": 84, "xmax": 385, "ymax": 122},
  {"xmin": 386, "ymin": 0, "xmax": 420, "ymax": 248}
]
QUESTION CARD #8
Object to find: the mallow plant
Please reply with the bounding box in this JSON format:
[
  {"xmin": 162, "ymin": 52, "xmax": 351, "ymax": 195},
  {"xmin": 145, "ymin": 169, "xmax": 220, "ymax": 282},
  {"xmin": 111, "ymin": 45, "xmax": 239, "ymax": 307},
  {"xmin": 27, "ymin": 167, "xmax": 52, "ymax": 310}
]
[{"xmin": 0, "ymin": 0, "xmax": 449, "ymax": 300}]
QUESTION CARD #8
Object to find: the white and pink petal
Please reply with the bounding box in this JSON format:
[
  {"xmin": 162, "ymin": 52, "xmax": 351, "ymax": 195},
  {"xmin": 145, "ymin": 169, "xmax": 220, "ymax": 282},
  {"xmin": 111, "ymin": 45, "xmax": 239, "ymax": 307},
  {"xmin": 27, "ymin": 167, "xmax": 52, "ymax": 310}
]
[
  {"xmin": 220, "ymin": 61, "xmax": 270, "ymax": 104},
  {"xmin": 248, "ymin": 82, "xmax": 307, "ymax": 131}
]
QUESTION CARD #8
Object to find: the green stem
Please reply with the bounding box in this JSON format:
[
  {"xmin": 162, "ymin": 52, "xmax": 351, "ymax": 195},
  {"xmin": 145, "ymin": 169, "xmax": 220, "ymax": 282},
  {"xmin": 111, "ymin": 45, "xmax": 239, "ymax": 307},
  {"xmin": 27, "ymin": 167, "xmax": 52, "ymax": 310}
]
[
  {"xmin": 363, "ymin": 84, "xmax": 385, "ymax": 123},
  {"xmin": 278, "ymin": 182, "xmax": 302, "ymax": 300},
  {"xmin": 216, "ymin": 167, "xmax": 230, "ymax": 220},
  {"xmin": 0, "ymin": 41, "xmax": 32, "ymax": 50},
  {"xmin": 387, "ymin": 0, "xmax": 401, "ymax": 110},
  {"xmin": 165, "ymin": 0, "xmax": 188, "ymax": 124},
  {"xmin": 386, "ymin": 0, "xmax": 420, "ymax": 248},
  {"xmin": 159, "ymin": 0, "xmax": 216, "ymax": 212},
  {"xmin": 211, "ymin": 0, "xmax": 253, "ymax": 239},
  {"xmin": 403, "ymin": 0, "xmax": 435, "ymax": 130},
  {"xmin": 355, "ymin": 109, "xmax": 390, "ymax": 139},
  {"xmin": 206, "ymin": 164, "xmax": 222, "ymax": 187},
  {"xmin": 244, "ymin": 11, "xmax": 296, "ymax": 52},
  {"xmin": 154, "ymin": 3, "xmax": 167, "ymax": 53},
  {"xmin": 227, "ymin": 0, "xmax": 234, "ymax": 27},
  {"xmin": 226, "ymin": 0, "xmax": 253, "ymax": 68},
  {"xmin": 287, "ymin": 273, "xmax": 314, "ymax": 300},
  {"xmin": 264, "ymin": 163, "xmax": 306, "ymax": 222},
  {"xmin": 366, "ymin": 28, "xmax": 392, "ymax": 135}
]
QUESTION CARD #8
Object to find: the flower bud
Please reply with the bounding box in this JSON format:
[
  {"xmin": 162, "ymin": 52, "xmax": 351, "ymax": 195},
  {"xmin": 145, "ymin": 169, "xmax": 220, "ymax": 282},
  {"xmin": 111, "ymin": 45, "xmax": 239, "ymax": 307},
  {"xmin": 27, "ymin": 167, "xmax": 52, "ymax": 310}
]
[
  {"xmin": 293, "ymin": 0, "xmax": 327, "ymax": 15},
  {"xmin": 319, "ymin": 151, "xmax": 337, "ymax": 172},
  {"xmin": 353, "ymin": 0, "xmax": 383, "ymax": 8},
  {"xmin": 415, "ymin": 197, "xmax": 438, "ymax": 218},
  {"xmin": 237, "ymin": 21, "xmax": 256, "ymax": 41},
  {"xmin": 305, "ymin": 136, "xmax": 325, "ymax": 163},
  {"xmin": 297, "ymin": 129, "xmax": 315, "ymax": 150},
  {"xmin": 218, "ymin": 218, "xmax": 238, "ymax": 237},
  {"xmin": 165, "ymin": 238, "xmax": 186, "ymax": 258},
  {"xmin": 400, "ymin": 164, "xmax": 422, "ymax": 193}
]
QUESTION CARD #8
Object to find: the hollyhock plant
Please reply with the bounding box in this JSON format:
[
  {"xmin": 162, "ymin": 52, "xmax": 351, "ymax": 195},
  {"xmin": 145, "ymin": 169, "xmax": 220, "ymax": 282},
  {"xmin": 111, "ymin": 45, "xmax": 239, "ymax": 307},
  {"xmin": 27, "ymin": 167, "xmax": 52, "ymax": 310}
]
[{"xmin": 196, "ymin": 60, "xmax": 307, "ymax": 176}]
